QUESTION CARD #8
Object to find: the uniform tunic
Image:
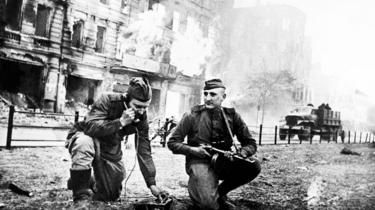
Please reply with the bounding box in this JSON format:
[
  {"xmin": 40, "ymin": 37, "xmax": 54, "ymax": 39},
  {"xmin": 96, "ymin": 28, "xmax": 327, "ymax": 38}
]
[
  {"xmin": 168, "ymin": 105, "xmax": 257, "ymax": 167},
  {"xmin": 66, "ymin": 93, "xmax": 156, "ymax": 201},
  {"xmin": 168, "ymin": 105, "xmax": 261, "ymax": 210}
]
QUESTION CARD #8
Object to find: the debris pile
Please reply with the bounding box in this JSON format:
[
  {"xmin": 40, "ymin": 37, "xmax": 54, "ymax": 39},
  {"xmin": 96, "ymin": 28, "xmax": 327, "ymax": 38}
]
[{"xmin": 0, "ymin": 92, "xmax": 89, "ymax": 127}]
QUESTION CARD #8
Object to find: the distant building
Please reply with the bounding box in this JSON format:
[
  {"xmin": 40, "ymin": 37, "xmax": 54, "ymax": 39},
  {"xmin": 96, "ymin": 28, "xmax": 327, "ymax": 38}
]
[
  {"xmin": 211, "ymin": 4, "xmax": 312, "ymax": 106},
  {"xmin": 0, "ymin": 0, "xmax": 220, "ymax": 119}
]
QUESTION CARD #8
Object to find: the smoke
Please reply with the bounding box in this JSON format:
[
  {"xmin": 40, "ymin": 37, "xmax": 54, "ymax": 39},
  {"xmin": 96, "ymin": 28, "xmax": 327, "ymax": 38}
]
[
  {"xmin": 120, "ymin": 4, "xmax": 167, "ymax": 59},
  {"xmin": 119, "ymin": 3, "xmax": 214, "ymax": 76},
  {"xmin": 170, "ymin": 17, "xmax": 213, "ymax": 76},
  {"xmin": 206, "ymin": 4, "xmax": 308, "ymax": 126}
]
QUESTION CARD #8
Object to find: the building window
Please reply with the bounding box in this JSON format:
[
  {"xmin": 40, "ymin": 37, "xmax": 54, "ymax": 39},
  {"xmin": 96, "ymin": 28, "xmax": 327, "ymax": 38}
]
[
  {"xmin": 95, "ymin": 26, "xmax": 106, "ymax": 53},
  {"xmin": 172, "ymin": 11, "xmax": 180, "ymax": 32},
  {"xmin": 121, "ymin": 0, "xmax": 130, "ymax": 14},
  {"xmin": 35, "ymin": 5, "xmax": 50, "ymax": 37},
  {"xmin": 72, "ymin": 21, "xmax": 84, "ymax": 48},
  {"xmin": 5, "ymin": 0, "xmax": 23, "ymax": 31},
  {"xmin": 165, "ymin": 12, "xmax": 173, "ymax": 30},
  {"xmin": 121, "ymin": 0, "xmax": 127, "ymax": 8},
  {"xmin": 148, "ymin": 0, "xmax": 159, "ymax": 10}
]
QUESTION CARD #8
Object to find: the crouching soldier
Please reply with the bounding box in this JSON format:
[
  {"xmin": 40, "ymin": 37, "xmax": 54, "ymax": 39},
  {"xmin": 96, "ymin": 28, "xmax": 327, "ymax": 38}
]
[
  {"xmin": 65, "ymin": 77, "xmax": 167, "ymax": 209},
  {"xmin": 167, "ymin": 79, "xmax": 261, "ymax": 210}
]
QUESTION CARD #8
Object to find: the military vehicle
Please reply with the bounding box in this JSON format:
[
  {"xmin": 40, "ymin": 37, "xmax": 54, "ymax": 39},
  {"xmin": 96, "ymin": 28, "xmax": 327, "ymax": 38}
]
[{"xmin": 279, "ymin": 104, "xmax": 342, "ymax": 141}]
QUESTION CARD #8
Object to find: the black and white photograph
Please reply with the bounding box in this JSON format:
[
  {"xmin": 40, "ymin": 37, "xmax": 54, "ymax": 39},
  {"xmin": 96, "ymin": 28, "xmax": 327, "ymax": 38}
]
[{"xmin": 0, "ymin": 0, "xmax": 374, "ymax": 209}]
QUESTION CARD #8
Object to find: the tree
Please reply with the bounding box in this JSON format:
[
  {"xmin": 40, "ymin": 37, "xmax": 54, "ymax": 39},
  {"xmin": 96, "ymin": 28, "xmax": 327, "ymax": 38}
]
[{"xmin": 246, "ymin": 69, "xmax": 296, "ymax": 125}]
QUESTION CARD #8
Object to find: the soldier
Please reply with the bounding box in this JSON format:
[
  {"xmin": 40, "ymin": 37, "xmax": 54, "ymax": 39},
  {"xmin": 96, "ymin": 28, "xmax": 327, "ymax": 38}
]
[
  {"xmin": 167, "ymin": 79, "xmax": 261, "ymax": 210},
  {"xmin": 65, "ymin": 77, "xmax": 166, "ymax": 209},
  {"xmin": 160, "ymin": 116, "xmax": 178, "ymax": 147}
]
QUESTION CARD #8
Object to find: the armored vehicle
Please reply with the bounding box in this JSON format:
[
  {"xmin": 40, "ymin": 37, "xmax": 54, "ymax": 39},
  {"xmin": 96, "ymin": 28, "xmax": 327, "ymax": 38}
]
[{"xmin": 279, "ymin": 104, "xmax": 342, "ymax": 141}]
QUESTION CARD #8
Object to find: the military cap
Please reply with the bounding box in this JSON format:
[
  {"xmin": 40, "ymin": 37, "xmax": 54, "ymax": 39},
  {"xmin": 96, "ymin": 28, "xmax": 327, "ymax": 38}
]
[
  {"xmin": 127, "ymin": 77, "xmax": 152, "ymax": 102},
  {"xmin": 203, "ymin": 78, "xmax": 226, "ymax": 90}
]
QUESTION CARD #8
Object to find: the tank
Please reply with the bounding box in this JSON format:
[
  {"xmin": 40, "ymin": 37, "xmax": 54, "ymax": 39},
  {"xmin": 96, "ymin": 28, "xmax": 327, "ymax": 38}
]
[{"xmin": 279, "ymin": 103, "xmax": 342, "ymax": 141}]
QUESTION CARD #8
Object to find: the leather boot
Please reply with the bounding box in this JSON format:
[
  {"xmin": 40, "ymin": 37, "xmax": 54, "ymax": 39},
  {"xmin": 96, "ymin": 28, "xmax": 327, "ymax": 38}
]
[
  {"xmin": 67, "ymin": 175, "xmax": 96, "ymax": 192},
  {"xmin": 70, "ymin": 169, "xmax": 92, "ymax": 210}
]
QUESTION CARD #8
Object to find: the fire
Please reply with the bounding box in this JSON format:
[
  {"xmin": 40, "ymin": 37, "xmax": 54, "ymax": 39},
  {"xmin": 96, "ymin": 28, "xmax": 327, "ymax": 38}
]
[
  {"xmin": 121, "ymin": 4, "xmax": 166, "ymax": 59},
  {"xmin": 119, "ymin": 3, "xmax": 214, "ymax": 76},
  {"xmin": 170, "ymin": 17, "xmax": 213, "ymax": 76}
]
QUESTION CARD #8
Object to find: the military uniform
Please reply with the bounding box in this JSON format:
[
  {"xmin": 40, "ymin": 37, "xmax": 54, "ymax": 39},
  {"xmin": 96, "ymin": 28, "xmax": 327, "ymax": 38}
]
[
  {"xmin": 168, "ymin": 105, "xmax": 261, "ymax": 210},
  {"xmin": 66, "ymin": 92, "xmax": 156, "ymax": 201}
]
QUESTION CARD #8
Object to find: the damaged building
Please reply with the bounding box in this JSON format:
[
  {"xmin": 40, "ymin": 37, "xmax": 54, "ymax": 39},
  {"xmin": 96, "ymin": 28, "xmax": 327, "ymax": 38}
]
[{"xmin": 0, "ymin": 0, "xmax": 219, "ymax": 119}]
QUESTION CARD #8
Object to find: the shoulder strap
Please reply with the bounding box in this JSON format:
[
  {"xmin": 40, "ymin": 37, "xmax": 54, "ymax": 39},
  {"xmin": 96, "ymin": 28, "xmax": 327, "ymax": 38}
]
[{"xmin": 221, "ymin": 107, "xmax": 239, "ymax": 152}]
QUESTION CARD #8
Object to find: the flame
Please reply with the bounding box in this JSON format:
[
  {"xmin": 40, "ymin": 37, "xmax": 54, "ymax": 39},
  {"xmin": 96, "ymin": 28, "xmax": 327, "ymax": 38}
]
[
  {"xmin": 170, "ymin": 17, "xmax": 213, "ymax": 76},
  {"xmin": 119, "ymin": 3, "xmax": 214, "ymax": 76},
  {"xmin": 120, "ymin": 4, "xmax": 167, "ymax": 59}
]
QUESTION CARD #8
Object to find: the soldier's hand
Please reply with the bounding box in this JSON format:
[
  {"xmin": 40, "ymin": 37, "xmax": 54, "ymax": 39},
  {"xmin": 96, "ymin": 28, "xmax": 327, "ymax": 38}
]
[
  {"xmin": 189, "ymin": 146, "xmax": 212, "ymax": 158},
  {"xmin": 120, "ymin": 108, "xmax": 135, "ymax": 126},
  {"xmin": 149, "ymin": 185, "xmax": 169, "ymax": 202},
  {"xmin": 223, "ymin": 151, "xmax": 235, "ymax": 161},
  {"xmin": 238, "ymin": 147, "xmax": 254, "ymax": 158}
]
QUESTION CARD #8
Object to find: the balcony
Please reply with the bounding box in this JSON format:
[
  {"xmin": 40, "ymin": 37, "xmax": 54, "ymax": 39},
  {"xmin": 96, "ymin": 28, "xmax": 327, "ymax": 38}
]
[
  {"xmin": 3, "ymin": 30, "xmax": 21, "ymax": 43},
  {"xmin": 34, "ymin": 36, "xmax": 51, "ymax": 48},
  {"xmin": 122, "ymin": 54, "xmax": 176, "ymax": 78}
]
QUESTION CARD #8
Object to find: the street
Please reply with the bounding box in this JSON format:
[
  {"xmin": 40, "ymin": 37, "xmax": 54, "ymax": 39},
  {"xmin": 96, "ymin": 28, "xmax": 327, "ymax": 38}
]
[{"xmin": 1, "ymin": 143, "xmax": 375, "ymax": 209}]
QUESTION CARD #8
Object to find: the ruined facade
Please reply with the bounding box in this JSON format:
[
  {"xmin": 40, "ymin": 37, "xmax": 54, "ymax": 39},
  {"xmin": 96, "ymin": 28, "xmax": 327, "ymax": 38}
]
[
  {"xmin": 0, "ymin": 0, "xmax": 67, "ymax": 111},
  {"xmin": 0, "ymin": 0, "xmax": 218, "ymax": 119}
]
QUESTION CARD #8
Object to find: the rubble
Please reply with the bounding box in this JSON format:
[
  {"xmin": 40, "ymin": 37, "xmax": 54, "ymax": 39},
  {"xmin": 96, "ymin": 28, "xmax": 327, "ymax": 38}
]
[
  {"xmin": 0, "ymin": 92, "xmax": 89, "ymax": 127},
  {"xmin": 0, "ymin": 181, "xmax": 33, "ymax": 197}
]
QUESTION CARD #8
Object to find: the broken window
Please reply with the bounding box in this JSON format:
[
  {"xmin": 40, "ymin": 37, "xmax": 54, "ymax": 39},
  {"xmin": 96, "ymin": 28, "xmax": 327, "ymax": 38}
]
[
  {"xmin": 72, "ymin": 20, "xmax": 84, "ymax": 48},
  {"xmin": 165, "ymin": 11, "xmax": 173, "ymax": 30},
  {"xmin": 148, "ymin": 0, "xmax": 159, "ymax": 10},
  {"xmin": 0, "ymin": 59, "xmax": 44, "ymax": 108},
  {"xmin": 95, "ymin": 26, "xmax": 106, "ymax": 53},
  {"xmin": 121, "ymin": 0, "xmax": 129, "ymax": 13},
  {"xmin": 172, "ymin": 11, "xmax": 180, "ymax": 32},
  {"xmin": 35, "ymin": 4, "xmax": 50, "ymax": 37},
  {"xmin": 121, "ymin": 0, "xmax": 127, "ymax": 8},
  {"xmin": 87, "ymin": 85, "xmax": 95, "ymax": 105},
  {"xmin": 5, "ymin": 0, "xmax": 23, "ymax": 31},
  {"xmin": 66, "ymin": 76, "xmax": 101, "ymax": 107}
]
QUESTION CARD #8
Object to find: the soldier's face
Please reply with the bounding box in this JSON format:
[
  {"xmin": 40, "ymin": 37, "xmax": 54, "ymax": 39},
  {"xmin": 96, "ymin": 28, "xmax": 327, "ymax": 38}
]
[
  {"xmin": 128, "ymin": 99, "xmax": 151, "ymax": 115},
  {"xmin": 203, "ymin": 88, "xmax": 226, "ymax": 109}
]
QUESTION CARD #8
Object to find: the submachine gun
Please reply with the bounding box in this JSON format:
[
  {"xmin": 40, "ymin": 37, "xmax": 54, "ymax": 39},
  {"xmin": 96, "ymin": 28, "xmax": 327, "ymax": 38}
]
[
  {"xmin": 203, "ymin": 108, "xmax": 257, "ymax": 169},
  {"xmin": 202, "ymin": 144, "xmax": 256, "ymax": 164}
]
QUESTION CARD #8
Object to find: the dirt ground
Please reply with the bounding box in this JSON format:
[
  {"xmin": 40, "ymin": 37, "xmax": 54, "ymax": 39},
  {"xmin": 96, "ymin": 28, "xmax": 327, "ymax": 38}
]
[{"xmin": 0, "ymin": 142, "xmax": 375, "ymax": 210}]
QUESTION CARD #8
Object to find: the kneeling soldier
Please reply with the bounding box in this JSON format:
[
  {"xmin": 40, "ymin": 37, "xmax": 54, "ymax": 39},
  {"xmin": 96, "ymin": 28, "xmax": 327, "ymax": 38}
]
[{"xmin": 167, "ymin": 79, "xmax": 261, "ymax": 210}]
